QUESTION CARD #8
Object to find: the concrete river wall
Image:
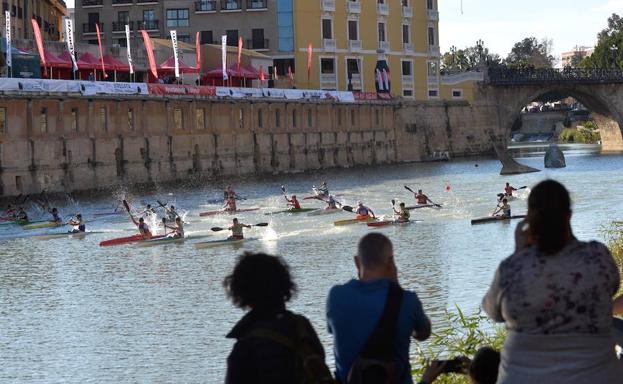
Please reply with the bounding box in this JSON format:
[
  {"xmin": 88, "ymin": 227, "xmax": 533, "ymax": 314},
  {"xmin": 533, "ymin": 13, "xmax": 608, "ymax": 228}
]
[{"xmin": 0, "ymin": 92, "xmax": 498, "ymax": 197}]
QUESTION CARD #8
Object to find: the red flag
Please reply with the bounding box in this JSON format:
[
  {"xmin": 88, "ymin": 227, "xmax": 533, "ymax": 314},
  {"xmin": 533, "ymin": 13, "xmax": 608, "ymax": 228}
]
[
  {"xmin": 95, "ymin": 23, "xmax": 108, "ymax": 79},
  {"xmin": 31, "ymin": 18, "xmax": 47, "ymax": 77},
  {"xmin": 195, "ymin": 31, "xmax": 201, "ymax": 72},
  {"xmin": 259, "ymin": 65, "xmax": 265, "ymax": 82},
  {"xmin": 141, "ymin": 30, "xmax": 158, "ymax": 80},
  {"xmin": 237, "ymin": 36, "xmax": 243, "ymax": 71},
  {"xmin": 307, "ymin": 43, "xmax": 313, "ymax": 74}
]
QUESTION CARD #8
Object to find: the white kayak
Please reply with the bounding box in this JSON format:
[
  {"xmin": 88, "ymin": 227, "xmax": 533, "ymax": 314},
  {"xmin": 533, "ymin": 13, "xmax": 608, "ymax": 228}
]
[
  {"xmin": 307, "ymin": 208, "xmax": 342, "ymax": 216},
  {"xmin": 194, "ymin": 237, "xmax": 258, "ymax": 249},
  {"xmin": 35, "ymin": 231, "xmax": 105, "ymax": 241}
]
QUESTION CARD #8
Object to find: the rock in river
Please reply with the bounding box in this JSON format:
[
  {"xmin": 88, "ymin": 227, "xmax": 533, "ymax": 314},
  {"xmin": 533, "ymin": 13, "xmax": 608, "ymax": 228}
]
[{"xmin": 545, "ymin": 144, "xmax": 566, "ymax": 168}]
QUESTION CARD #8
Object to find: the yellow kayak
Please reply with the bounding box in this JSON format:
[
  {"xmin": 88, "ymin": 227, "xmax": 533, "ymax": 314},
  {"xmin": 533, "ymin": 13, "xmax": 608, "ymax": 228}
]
[
  {"xmin": 334, "ymin": 217, "xmax": 378, "ymax": 226},
  {"xmin": 22, "ymin": 221, "xmax": 64, "ymax": 231}
]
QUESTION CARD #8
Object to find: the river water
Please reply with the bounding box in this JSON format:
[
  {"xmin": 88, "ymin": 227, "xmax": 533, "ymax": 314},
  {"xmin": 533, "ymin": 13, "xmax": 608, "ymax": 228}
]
[{"xmin": 1, "ymin": 144, "xmax": 620, "ymax": 383}]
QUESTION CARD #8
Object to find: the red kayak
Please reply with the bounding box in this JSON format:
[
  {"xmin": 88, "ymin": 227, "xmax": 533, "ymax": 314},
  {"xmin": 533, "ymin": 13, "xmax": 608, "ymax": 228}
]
[
  {"xmin": 199, "ymin": 208, "xmax": 260, "ymax": 217},
  {"xmin": 99, "ymin": 234, "xmax": 165, "ymax": 247},
  {"xmin": 367, "ymin": 220, "xmax": 413, "ymax": 228}
]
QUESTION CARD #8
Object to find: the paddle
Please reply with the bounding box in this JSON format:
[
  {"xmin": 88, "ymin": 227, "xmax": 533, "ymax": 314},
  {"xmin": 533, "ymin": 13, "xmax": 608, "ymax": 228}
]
[
  {"xmin": 211, "ymin": 222, "xmax": 269, "ymax": 232},
  {"xmin": 157, "ymin": 199, "xmax": 181, "ymax": 219},
  {"xmin": 404, "ymin": 185, "xmax": 442, "ymax": 208}
]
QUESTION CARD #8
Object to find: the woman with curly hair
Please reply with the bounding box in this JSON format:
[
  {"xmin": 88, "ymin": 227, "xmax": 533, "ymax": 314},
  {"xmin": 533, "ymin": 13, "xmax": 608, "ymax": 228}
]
[{"xmin": 223, "ymin": 252, "xmax": 333, "ymax": 384}]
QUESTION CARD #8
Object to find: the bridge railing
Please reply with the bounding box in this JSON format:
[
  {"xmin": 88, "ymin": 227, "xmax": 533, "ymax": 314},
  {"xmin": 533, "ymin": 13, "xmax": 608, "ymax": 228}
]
[{"xmin": 487, "ymin": 67, "xmax": 623, "ymax": 85}]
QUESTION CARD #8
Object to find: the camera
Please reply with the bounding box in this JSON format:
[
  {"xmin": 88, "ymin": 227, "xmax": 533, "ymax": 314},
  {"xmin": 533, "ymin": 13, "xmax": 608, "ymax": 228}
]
[{"xmin": 435, "ymin": 357, "xmax": 467, "ymax": 374}]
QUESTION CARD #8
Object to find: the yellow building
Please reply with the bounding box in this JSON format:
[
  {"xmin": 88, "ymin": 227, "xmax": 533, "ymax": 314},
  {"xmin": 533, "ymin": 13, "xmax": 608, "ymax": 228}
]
[
  {"xmin": 5, "ymin": 0, "xmax": 68, "ymax": 41},
  {"xmin": 292, "ymin": 0, "xmax": 443, "ymax": 100}
]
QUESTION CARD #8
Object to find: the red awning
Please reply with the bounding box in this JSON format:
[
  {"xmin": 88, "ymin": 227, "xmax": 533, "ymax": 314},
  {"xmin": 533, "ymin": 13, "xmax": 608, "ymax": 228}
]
[
  {"xmin": 42, "ymin": 49, "xmax": 72, "ymax": 68},
  {"xmin": 79, "ymin": 52, "xmax": 114, "ymax": 70},
  {"xmin": 205, "ymin": 64, "xmax": 260, "ymax": 79},
  {"xmin": 101, "ymin": 54, "xmax": 130, "ymax": 72},
  {"xmin": 159, "ymin": 56, "xmax": 198, "ymax": 74}
]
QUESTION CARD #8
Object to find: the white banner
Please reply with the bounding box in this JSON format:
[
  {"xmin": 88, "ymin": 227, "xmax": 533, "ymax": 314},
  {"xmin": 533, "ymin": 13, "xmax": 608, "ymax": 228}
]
[
  {"xmin": 170, "ymin": 30, "xmax": 180, "ymax": 78},
  {"xmin": 64, "ymin": 18, "xmax": 78, "ymax": 71},
  {"xmin": 5, "ymin": 11, "xmax": 11, "ymax": 70},
  {"xmin": 125, "ymin": 24, "xmax": 134, "ymax": 74},
  {"xmin": 221, "ymin": 35, "xmax": 228, "ymax": 81}
]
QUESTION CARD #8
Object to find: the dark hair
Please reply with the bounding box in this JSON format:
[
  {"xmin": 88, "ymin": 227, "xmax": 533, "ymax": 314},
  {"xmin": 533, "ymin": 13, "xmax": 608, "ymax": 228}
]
[
  {"xmin": 527, "ymin": 180, "xmax": 571, "ymax": 254},
  {"xmin": 223, "ymin": 252, "xmax": 296, "ymax": 310},
  {"xmin": 469, "ymin": 347, "xmax": 500, "ymax": 384},
  {"xmin": 358, "ymin": 233, "xmax": 393, "ymax": 268}
]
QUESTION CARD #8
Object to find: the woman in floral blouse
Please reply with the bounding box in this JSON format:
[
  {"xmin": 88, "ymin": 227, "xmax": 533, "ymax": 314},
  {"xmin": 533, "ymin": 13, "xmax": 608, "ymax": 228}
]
[{"xmin": 482, "ymin": 179, "xmax": 623, "ymax": 384}]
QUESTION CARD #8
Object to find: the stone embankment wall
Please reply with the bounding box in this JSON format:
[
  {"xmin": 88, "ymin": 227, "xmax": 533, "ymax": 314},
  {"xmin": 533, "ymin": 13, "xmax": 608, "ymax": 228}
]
[{"xmin": 0, "ymin": 93, "xmax": 497, "ymax": 197}]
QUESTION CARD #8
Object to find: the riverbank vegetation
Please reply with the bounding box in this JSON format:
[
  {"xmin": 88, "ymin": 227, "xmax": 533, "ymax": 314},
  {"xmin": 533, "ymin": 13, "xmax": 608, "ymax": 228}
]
[
  {"xmin": 604, "ymin": 222, "xmax": 623, "ymax": 295},
  {"xmin": 559, "ymin": 121, "xmax": 601, "ymax": 144}
]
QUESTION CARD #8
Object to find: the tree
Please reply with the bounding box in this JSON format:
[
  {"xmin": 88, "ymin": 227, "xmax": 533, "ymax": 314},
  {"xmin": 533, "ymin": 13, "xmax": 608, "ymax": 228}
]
[
  {"xmin": 441, "ymin": 40, "xmax": 502, "ymax": 73},
  {"xmin": 580, "ymin": 13, "xmax": 623, "ymax": 69},
  {"xmin": 505, "ymin": 37, "xmax": 555, "ymax": 69}
]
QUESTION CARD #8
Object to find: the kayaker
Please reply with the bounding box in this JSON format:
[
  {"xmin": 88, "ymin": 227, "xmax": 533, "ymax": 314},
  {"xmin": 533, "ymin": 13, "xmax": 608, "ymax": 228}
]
[
  {"xmin": 3, "ymin": 204, "xmax": 16, "ymax": 219},
  {"xmin": 326, "ymin": 195, "xmax": 339, "ymax": 210},
  {"xmin": 229, "ymin": 218, "xmax": 251, "ymax": 240},
  {"xmin": 131, "ymin": 216, "xmax": 152, "ymax": 239},
  {"xmin": 286, "ymin": 194, "xmax": 301, "ymax": 210},
  {"xmin": 414, "ymin": 189, "xmax": 434, "ymax": 205},
  {"xmin": 165, "ymin": 217, "xmax": 184, "ymax": 238},
  {"xmin": 224, "ymin": 185, "xmax": 238, "ymax": 200},
  {"xmin": 224, "ymin": 195, "xmax": 237, "ymax": 212},
  {"xmin": 48, "ymin": 207, "xmax": 62, "ymax": 223},
  {"xmin": 166, "ymin": 205, "xmax": 180, "ymax": 222},
  {"xmin": 316, "ymin": 181, "xmax": 329, "ymax": 197},
  {"xmin": 355, "ymin": 201, "xmax": 375, "ymax": 219},
  {"xmin": 504, "ymin": 182, "xmax": 517, "ymax": 197},
  {"xmin": 16, "ymin": 207, "xmax": 28, "ymax": 222},
  {"xmin": 493, "ymin": 198, "xmax": 511, "ymax": 218},
  {"xmin": 140, "ymin": 204, "xmax": 157, "ymax": 218},
  {"xmin": 68, "ymin": 214, "xmax": 86, "ymax": 233},
  {"xmin": 393, "ymin": 202, "xmax": 410, "ymax": 223}
]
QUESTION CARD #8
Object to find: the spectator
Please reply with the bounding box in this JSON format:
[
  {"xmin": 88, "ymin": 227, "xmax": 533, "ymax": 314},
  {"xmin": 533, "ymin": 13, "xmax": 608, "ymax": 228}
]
[
  {"xmin": 482, "ymin": 180, "xmax": 623, "ymax": 383},
  {"xmin": 327, "ymin": 233, "xmax": 431, "ymax": 383},
  {"xmin": 223, "ymin": 252, "xmax": 333, "ymax": 384},
  {"xmin": 417, "ymin": 346, "xmax": 500, "ymax": 384}
]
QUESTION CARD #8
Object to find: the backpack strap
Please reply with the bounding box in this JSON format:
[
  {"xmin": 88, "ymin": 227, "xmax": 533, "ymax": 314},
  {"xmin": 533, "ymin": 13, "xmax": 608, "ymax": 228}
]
[{"xmin": 359, "ymin": 282, "xmax": 403, "ymax": 360}]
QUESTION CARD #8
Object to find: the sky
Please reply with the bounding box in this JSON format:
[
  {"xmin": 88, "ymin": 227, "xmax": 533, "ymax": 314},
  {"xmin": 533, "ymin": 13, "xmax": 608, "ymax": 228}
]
[{"xmin": 65, "ymin": 0, "xmax": 620, "ymax": 59}]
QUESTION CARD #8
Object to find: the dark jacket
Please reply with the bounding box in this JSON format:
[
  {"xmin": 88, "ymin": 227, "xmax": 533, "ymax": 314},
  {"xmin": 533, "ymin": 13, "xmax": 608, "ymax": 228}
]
[{"xmin": 225, "ymin": 306, "xmax": 326, "ymax": 384}]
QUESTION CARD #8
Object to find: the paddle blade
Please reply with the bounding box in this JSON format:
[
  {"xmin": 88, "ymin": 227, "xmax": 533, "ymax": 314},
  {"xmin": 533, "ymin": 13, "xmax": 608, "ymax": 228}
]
[
  {"xmin": 404, "ymin": 185, "xmax": 415, "ymax": 193},
  {"xmin": 122, "ymin": 200, "xmax": 131, "ymax": 213},
  {"xmin": 342, "ymin": 206, "xmax": 353, "ymax": 212},
  {"xmin": 281, "ymin": 185, "xmax": 286, "ymax": 194},
  {"xmin": 211, "ymin": 227, "xmax": 224, "ymax": 232},
  {"xmin": 391, "ymin": 199, "xmax": 396, "ymax": 206},
  {"xmin": 518, "ymin": 186, "xmax": 527, "ymax": 189},
  {"xmin": 157, "ymin": 200, "xmax": 167, "ymax": 208},
  {"xmin": 254, "ymin": 223, "xmax": 269, "ymax": 227}
]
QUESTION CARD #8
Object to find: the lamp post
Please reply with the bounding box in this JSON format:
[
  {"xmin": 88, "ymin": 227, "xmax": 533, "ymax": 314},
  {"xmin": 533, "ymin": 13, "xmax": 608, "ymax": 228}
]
[{"xmin": 610, "ymin": 45, "xmax": 617, "ymax": 69}]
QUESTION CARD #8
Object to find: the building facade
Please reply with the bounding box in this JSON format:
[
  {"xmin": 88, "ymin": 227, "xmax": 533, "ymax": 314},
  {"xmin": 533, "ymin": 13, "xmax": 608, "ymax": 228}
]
[
  {"xmin": 561, "ymin": 46, "xmax": 594, "ymax": 68},
  {"xmin": 3, "ymin": 0, "xmax": 67, "ymax": 41}
]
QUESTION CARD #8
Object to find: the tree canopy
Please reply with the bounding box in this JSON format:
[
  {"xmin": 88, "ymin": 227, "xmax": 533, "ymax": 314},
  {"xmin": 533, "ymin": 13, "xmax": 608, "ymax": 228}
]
[
  {"xmin": 441, "ymin": 40, "xmax": 502, "ymax": 73},
  {"xmin": 505, "ymin": 37, "xmax": 555, "ymax": 69},
  {"xmin": 580, "ymin": 13, "xmax": 623, "ymax": 69}
]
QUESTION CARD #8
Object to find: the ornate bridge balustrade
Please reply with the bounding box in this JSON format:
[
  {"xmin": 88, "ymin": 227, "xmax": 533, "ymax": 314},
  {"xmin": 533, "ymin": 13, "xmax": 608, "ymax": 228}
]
[{"xmin": 487, "ymin": 67, "xmax": 623, "ymax": 85}]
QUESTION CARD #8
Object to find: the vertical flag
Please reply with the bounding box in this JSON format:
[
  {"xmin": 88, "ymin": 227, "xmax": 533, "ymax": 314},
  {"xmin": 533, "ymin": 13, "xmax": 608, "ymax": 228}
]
[
  {"xmin": 141, "ymin": 30, "xmax": 158, "ymax": 79},
  {"xmin": 287, "ymin": 65, "xmax": 294, "ymax": 87},
  {"xmin": 170, "ymin": 30, "xmax": 180, "ymax": 78},
  {"xmin": 382, "ymin": 68, "xmax": 390, "ymax": 91},
  {"xmin": 376, "ymin": 69, "xmax": 384, "ymax": 91},
  {"xmin": 221, "ymin": 35, "xmax": 228, "ymax": 81},
  {"xmin": 307, "ymin": 43, "xmax": 312, "ymax": 77},
  {"xmin": 195, "ymin": 31, "xmax": 201, "ymax": 72},
  {"xmin": 95, "ymin": 23, "xmax": 107, "ymax": 79},
  {"xmin": 31, "ymin": 18, "xmax": 47, "ymax": 77},
  {"xmin": 237, "ymin": 36, "xmax": 243, "ymax": 71},
  {"xmin": 125, "ymin": 24, "xmax": 134, "ymax": 74},
  {"xmin": 64, "ymin": 17, "xmax": 78, "ymax": 72},
  {"xmin": 273, "ymin": 66, "xmax": 278, "ymax": 81},
  {"xmin": 5, "ymin": 11, "xmax": 11, "ymax": 73},
  {"xmin": 259, "ymin": 65, "xmax": 265, "ymax": 82}
]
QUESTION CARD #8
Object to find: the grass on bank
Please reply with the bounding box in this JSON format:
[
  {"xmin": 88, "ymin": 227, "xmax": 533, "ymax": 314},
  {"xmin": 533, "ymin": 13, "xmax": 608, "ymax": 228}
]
[
  {"xmin": 559, "ymin": 121, "xmax": 601, "ymax": 144},
  {"xmin": 604, "ymin": 222, "xmax": 623, "ymax": 295}
]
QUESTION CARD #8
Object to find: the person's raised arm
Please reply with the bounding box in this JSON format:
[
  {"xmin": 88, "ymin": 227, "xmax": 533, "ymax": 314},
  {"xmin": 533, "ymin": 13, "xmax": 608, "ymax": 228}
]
[
  {"xmin": 482, "ymin": 267, "xmax": 505, "ymax": 322},
  {"xmin": 369, "ymin": 208, "xmax": 376, "ymax": 218}
]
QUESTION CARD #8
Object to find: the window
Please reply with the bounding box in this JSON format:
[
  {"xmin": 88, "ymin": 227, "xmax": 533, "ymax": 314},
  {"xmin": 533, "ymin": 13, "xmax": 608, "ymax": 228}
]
[
  {"xmin": 251, "ymin": 28, "xmax": 265, "ymax": 49},
  {"xmin": 275, "ymin": 109, "xmax": 281, "ymax": 127},
  {"xmin": 258, "ymin": 109, "xmax": 263, "ymax": 128},
  {"xmin": 239, "ymin": 109, "xmax": 244, "ymax": 129},
  {"xmin": 403, "ymin": 89, "xmax": 413, "ymax": 97},
  {"xmin": 201, "ymin": 30, "xmax": 213, "ymax": 44},
  {"xmin": 378, "ymin": 23, "xmax": 386, "ymax": 42},
  {"xmin": 346, "ymin": 58, "xmax": 360, "ymax": 76},
  {"xmin": 401, "ymin": 61, "xmax": 412, "ymax": 76},
  {"xmin": 428, "ymin": 27, "xmax": 435, "ymax": 46},
  {"xmin": 322, "ymin": 19, "xmax": 332, "ymax": 39},
  {"xmin": 402, "ymin": 0, "xmax": 409, "ymax": 6},
  {"xmin": 292, "ymin": 109, "xmax": 297, "ymax": 127},
  {"xmin": 100, "ymin": 107, "xmax": 107, "ymax": 131},
  {"xmin": 428, "ymin": 89, "xmax": 439, "ymax": 98},
  {"xmin": 452, "ymin": 89, "xmax": 463, "ymax": 99},
  {"xmin": 88, "ymin": 12, "xmax": 99, "ymax": 25},
  {"xmin": 427, "ymin": 61, "xmax": 438, "ymax": 77},
  {"xmin": 174, "ymin": 108, "xmax": 183, "ymax": 130},
  {"xmin": 427, "ymin": 0, "xmax": 434, "ymax": 10},
  {"xmin": 118, "ymin": 38, "xmax": 127, "ymax": 47},
  {"xmin": 143, "ymin": 10, "xmax": 155, "ymax": 21},
  {"xmin": 167, "ymin": 9, "xmax": 189, "ymax": 27},
  {"xmin": 128, "ymin": 108, "xmax": 134, "ymax": 130},
  {"xmin": 320, "ymin": 58, "xmax": 335, "ymax": 74},
  {"xmin": 196, "ymin": 108, "xmax": 205, "ymax": 129},
  {"xmin": 71, "ymin": 108, "xmax": 78, "ymax": 131},
  {"xmin": 0, "ymin": 107, "xmax": 5, "ymax": 134},
  {"xmin": 402, "ymin": 25, "xmax": 410, "ymax": 44},
  {"xmin": 40, "ymin": 108, "xmax": 48, "ymax": 133},
  {"xmin": 118, "ymin": 11, "xmax": 129, "ymax": 23},
  {"xmin": 348, "ymin": 20, "xmax": 358, "ymax": 40},
  {"xmin": 226, "ymin": 29, "xmax": 239, "ymax": 46}
]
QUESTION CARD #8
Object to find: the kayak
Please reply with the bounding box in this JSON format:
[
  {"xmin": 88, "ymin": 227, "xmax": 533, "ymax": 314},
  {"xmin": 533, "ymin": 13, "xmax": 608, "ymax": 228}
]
[
  {"xmin": 308, "ymin": 208, "xmax": 342, "ymax": 216},
  {"xmin": 99, "ymin": 234, "xmax": 165, "ymax": 247},
  {"xmin": 0, "ymin": 219, "xmax": 46, "ymax": 227},
  {"xmin": 334, "ymin": 217, "xmax": 378, "ymax": 226},
  {"xmin": 471, "ymin": 215, "xmax": 526, "ymax": 225},
  {"xmin": 367, "ymin": 220, "xmax": 413, "ymax": 228},
  {"xmin": 93, "ymin": 212, "xmax": 124, "ymax": 217},
  {"xmin": 137, "ymin": 234, "xmax": 211, "ymax": 247},
  {"xmin": 264, "ymin": 208, "xmax": 316, "ymax": 215},
  {"xmin": 36, "ymin": 231, "xmax": 104, "ymax": 241},
  {"xmin": 406, "ymin": 204, "xmax": 440, "ymax": 210},
  {"xmin": 199, "ymin": 208, "xmax": 260, "ymax": 217},
  {"xmin": 194, "ymin": 237, "xmax": 258, "ymax": 249},
  {"xmin": 22, "ymin": 221, "xmax": 64, "ymax": 231}
]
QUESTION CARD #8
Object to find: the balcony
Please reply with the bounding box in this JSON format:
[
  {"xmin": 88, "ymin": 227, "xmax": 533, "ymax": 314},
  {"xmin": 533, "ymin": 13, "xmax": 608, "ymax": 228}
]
[
  {"xmin": 427, "ymin": 9, "xmax": 439, "ymax": 21},
  {"xmin": 403, "ymin": 43, "xmax": 413, "ymax": 53},
  {"xmin": 429, "ymin": 45, "xmax": 440, "ymax": 56},
  {"xmin": 137, "ymin": 20, "xmax": 159, "ymax": 30},
  {"xmin": 348, "ymin": 40, "xmax": 361, "ymax": 52},
  {"xmin": 349, "ymin": 73, "xmax": 362, "ymax": 90},
  {"xmin": 402, "ymin": 6, "xmax": 412, "ymax": 18},
  {"xmin": 377, "ymin": 3, "xmax": 389, "ymax": 16},
  {"xmin": 112, "ymin": 0, "xmax": 133, "ymax": 5},
  {"xmin": 82, "ymin": 23, "xmax": 103, "ymax": 34},
  {"xmin": 112, "ymin": 21, "xmax": 133, "ymax": 32},
  {"xmin": 379, "ymin": 40, "xmax": 389, "ymax": 51},
  {"xmin": 195, "ymin": 0, "xmax": 217, "ymax": 12},
  {"xmin": 137, "ymin": 0, "xmax": 158, "ymax": 4},
  {"xmin": 347, "ymin": 1, "xmax": 360, "ymax": 14},
  {"xmin": 323, "ymin": 38, "xmax": 336, "ymax": 52},
  {"xmin": 221, "ymin": 0, "xmax": 241, "ymax": 11},
  {"xmin": 246, "ymin": 38, "xmax": 269, "ymax": 51},
  {"xmin": 246, "ymin": 0, "xmax": 267, "ymax": 10},
  {"xmin": 320, "ymin": 73, "xmax": 337, "ymax": 89},
  {"xmin": 82, "ymin": 0, "xmax": 103, "ymax": 6},
  {"xmin": 401, "ymin": 75, "xmax": 413, "ymax": 86},
  {"xmin": 321, "ymin": 0, "xmax": 335, "ymax": 12}
]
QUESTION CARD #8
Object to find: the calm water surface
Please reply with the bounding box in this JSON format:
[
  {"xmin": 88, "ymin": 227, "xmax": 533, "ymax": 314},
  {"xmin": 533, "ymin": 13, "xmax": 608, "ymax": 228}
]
[{"xmin": 1, "ymin": 145, "xmax": 621, "ymax": 383}]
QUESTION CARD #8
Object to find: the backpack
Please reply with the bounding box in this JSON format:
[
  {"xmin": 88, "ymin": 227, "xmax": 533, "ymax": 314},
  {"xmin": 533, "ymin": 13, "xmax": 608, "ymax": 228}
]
[
  {"xmin": 347, "ymin": 282, "xmax": 404, "ymax": 384},
  {"xmin": 246, "ymin": 313, "xmax": 336, "ymax": 384}
]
